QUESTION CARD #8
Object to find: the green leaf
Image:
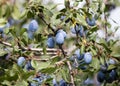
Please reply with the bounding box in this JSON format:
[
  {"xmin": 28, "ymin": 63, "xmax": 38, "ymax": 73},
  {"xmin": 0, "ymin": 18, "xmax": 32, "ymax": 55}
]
[
  {"xmin": 0, "ymin": 18, "xmax": 7, "ymax": 26},
  {"xmin": 90, "ymin": 26, "xmax": 99, "ymax": 32},
  {"xmin": 107, "ymin": 65, "xmax": 116, "ymax": 71},
  {"xmin": 50, "ymin": 3, "xmax": 62, "ymax": 10},
  {"xmin": 73, "ymin": 2, "xmax": 79, "ymax": 7},
  {"xmin": 31, "ymin": 60, "xmax": 38, "ymax": 69},
  {"xmin": 27, "ymin": 10, "xmax": 34, "ymax": 18},
  {"xmin": 22, "ymin": 71, "xmax": 35, "ymax": 80},
  {"xmin": 50, "ymin": 56, "xmax": 60, "ymax": 64},
  {"xmin": 98, "ymin": 39, "xmax": 112, "ymax": 53},
  {"xmin": 80, "ymin": 44, "xmax": 85, "ymax": 54},
  {"xmin": 60, "ymin": 67, "xmax": 69, "ymax": 82},
  {"xmin": 41, "ymin": 67, "xmax": 56, "ymax": 74},
  {"xmin": 15, "ymin": 80, "xmax": 28, "ymax": 86},
  {"xmin": 20, "ymin": 28, "xmax": 27, "ymax": 36},
  {"xmin": 111, "ymin": 54, "xmax": 120, "ymax": 58},
  {"xmin": 65, "ymin": 0, "xmax": 70, "ymax": 9},
  {"xmin": 90, "ymin": 46, "xmax": 97, "ymax": 56}
]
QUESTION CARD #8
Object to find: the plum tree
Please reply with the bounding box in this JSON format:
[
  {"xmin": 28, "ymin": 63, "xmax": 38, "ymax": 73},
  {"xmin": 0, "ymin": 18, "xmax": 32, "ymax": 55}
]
[{"xmin": 0, "ymin": 0, "xmax": 120, "ymax": 86}]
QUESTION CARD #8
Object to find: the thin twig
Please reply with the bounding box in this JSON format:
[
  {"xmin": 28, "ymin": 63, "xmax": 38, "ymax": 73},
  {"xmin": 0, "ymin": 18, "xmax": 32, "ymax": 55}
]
[
  {"xmin": 104, "ymin": 13, "xmax": 108, "ymax": 66},
  {"xmin": 0, "ymin": 40, "xmax": 67, "ymax": 55},
  {"xmin": 38, "ymin": 14, "xmax": 55, "ymax": 33},
  {"xmin": 67, "ymin": 61, "xmax": 75, "ymax": 86},
  {"xmin": 104, "ymin": 13, "xmax": 108, "ymax": 41}
]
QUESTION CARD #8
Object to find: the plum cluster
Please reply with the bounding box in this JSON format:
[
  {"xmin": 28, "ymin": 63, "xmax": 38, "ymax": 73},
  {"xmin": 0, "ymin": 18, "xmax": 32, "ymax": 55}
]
[
  {"xmin": 70, "ymin": 49, "xmax": 92, "ymax": 70},
  {"xmin": 70, "ymin": 24, "xmax": 88, "ymax": 37},
  {"xmin": 17, "ymin": 56, "xmax": 34, "ymax": 71},
  {"xmin": 17, "ymin": 57, "xmax": 51, "ymax": 85},
  {"xmin": 28, "ymin": 74, "xmax": 51, "ymax": 86},
  {"xmin": 53, "ymin": 79, "xmax": 67, "ymax": 86},
  {"xmin": 47, "ymin": 29, "xmax": 67, "ymax": 48},
  {"xmin": 97, "ymin": 58, "xmax": 118, "ymax": 83}
]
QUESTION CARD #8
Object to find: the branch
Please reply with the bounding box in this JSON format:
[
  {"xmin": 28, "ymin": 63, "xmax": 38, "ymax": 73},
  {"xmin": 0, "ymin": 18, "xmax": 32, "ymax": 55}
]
[
  {"xmin": 67, "ymin": 61, "xmax": 75, "ymax": 86},
  {"xmin": 38, "ymin": 14, "xmax": 56, "ymax": 33},
  {"xmin": 104, "ymin": 13, "xmax": 108, "ymax": 66},
  {"xmin": 104, "ymin": 13, "xmax": 108, "ymax": 41},
  {"xmin": 0, "ymin": 40, "xmax": 67, "ymax": 55}
]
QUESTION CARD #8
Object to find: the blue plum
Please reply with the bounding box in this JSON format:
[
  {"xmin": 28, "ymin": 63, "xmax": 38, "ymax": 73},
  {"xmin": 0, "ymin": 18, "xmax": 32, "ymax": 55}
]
[
  {"xmin": 60, "ymin": 16, "xmax": 66, "ymax": 21},
  {"xmin": 1, "ymin": 33, "xmax": 5, "ymax": 38},
  {"xmin": 97, "ymin": 71, "xmax": 105, "ymax": 83},
  {"xmin": 0, "ymin": 28, "xmax": 3, "ymax": 33},
  {"xmin": 79, "ymin": 65, "xmax": 87, "ymax": 70},
  {"xmin": 28, "ymin": 20, "xmax": 39, "ymax": 32},
  {"xmin": 53, "ymin": 78, "xmax": 58, "ymax": 86},
  {"xmin": 74, "ymin": 49, "xmax": 84, "ymax": 60},
  {"xmin": 4, "ymin": 22, "xmax": 10, "ymax": 28},
  {"xmin": 84, "ymin": 78, "xmax": 93, "ymax": 85},
  {"xmin": 70, "ymin": 25, "xmax": 79, "ymax": 34},
  {"xmin": 8, "ymin": 18, "xmax": 15, "ymax": 25},
  {"xmin": 106, "ymin": 70, "xmax": 117, "ymax": 83},
  {"xmin": 17, "ymin": 57, "xmax": 26, "ymax": 67},
  {"xmin": 25, "ymin": 60, "xmax": 34, "ymax": 71},
  {"xmin": 79, "ymin": 54, "xmax": 84, "ymax": 60},
  {"xmin": 47, "ymin": 36, "xmax": 55, "ymax": 48},
  {"xmin": 109, "ymin": 58, "xmax": 116, "ymax": 65},
  {"xmin": 79, "ymin": 26, "xmax": 85, "ymax": 37},
  {"xmin": 59, "ymin": 79, "xmax": 67, "ymax": 86},
  {"xmin": 57, "ymin": 29, "xmax": 67, "ymax": 38},
  {"xmin": 69, "ymin": 55, "xmax": 75, "ymax": 62},
  {"xmin": 32, "ymin": 77, "xmax": 42, "ymax": 85},
  {"xmin": 55, "ymin": 32, "xmax": 64, "ymax": 45},
  {"xmin": 86, "ymin": 17, "xmax": 96, "ymax": 26},
  {"xmin": 28, "ymin": 31, "xmax": 34, "ymax": 39},
  {"xmin": 83, "ymin": 52, "xmax": 92, "ymax": 64}
]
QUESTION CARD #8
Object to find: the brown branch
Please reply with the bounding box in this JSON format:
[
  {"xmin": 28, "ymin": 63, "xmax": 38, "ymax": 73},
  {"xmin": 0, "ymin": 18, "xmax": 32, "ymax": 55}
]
[
  {"xmin": 67, "ymin": 61, "xmax": 75, "ymax": 86},
  {"xmin": 38, "ymin": 14, "xmax": 56, "ymax": 33},
  {"xmin": 104, "ymin": 13, "xmax": 108, "ymax": 41},
  {"xmin": 0, "ymin": 40, "xmax": 67, "ymax": 55}
]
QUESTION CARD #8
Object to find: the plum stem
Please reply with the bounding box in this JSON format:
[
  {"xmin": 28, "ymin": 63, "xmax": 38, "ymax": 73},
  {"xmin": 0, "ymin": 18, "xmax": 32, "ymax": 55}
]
[{"xmin": 38, "ymin": 14, "xmax": 56, "ymax": 33}]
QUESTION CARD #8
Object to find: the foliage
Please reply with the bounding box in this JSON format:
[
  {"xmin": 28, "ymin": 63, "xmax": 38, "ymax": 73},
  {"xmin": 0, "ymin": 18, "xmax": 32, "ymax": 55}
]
[{"xmin": 0, "ymin": 0, "xmax": 120, "ymax": 86}]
